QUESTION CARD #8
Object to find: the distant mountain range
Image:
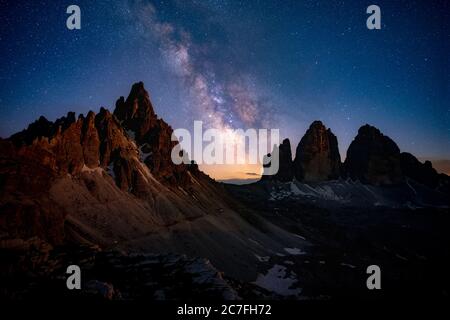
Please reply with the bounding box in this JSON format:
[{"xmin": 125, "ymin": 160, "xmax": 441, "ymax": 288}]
[
  {"xmin": 419, "ymin": 158, "xmax": 450, "ymax": 176},
  {"xmin": 264, "ymin": 120, "xmax": 450, "ymax": 192}
]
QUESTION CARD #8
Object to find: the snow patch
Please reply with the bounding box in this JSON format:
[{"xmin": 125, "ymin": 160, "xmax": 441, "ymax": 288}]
[
  {"xmin": 81, "ymin": 164, "xmax": 103, "ymax": 175},
  {"xmin": 139, "ymin": 144, "xmax": 152, "ymax": 162},
  {"xmin": 396, "ymin": 253, "xmax": 408, "ymax": 261},
  {"xmin": 254, "ymin": 254, "xmax": 270, "ymax": 262},
  {"xmin": 269, "ymin": 188, "xmax": 292, "ymax": 201},
  {"xmin": 304, "ymin": 184, "xmax": 343, "ymax": 201},
  {"xmin": 406, "ymin": 179, "xmax": 417, "ymax": 195},
  {"xmin": 254, "ymin": 264, "xmax": 302, "ymax": 296},
  {"xmin": 126, "ymin": 129, "xmax": 136, "ymax": 140},
  {"xmin": 269, "ymin": 182, "xmax": 346, "ymax": 202},
  {"xmin": 284, "ymin": 247, "xmax": 306, "ymax": 255},
  {"xmin": 340, "ymin": 263, "xmax": 356, "ymax": 269},
  {"xmin": 292, "ymin": 233, "xmax": 306, "ymax": 240},
  {"xmin": 248, "ymin": 238, "xmax": 262, "ymax": 246},
  {"xmin": 290, "ymin": 182, "xmax": 315, "ymax": 196},
  {"xmin": 106, "ymin": 163, "xmax": 115, "ymax": 179}
]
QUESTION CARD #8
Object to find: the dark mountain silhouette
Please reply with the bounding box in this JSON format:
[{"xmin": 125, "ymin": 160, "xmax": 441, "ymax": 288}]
[
  {"xmin": 344, "ymin": 124, "xmax": 403, "ymax": 185},
  {"xmin": 262, "ymin": 138, "xmax": 294, "ymax": 182},
  {"xmin": 265, "ymin": 121, "xmax": 450, "ymax": 193}
]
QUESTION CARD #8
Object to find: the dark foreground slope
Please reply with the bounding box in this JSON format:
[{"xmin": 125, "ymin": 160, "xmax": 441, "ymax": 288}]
[
  {"xmin": 225, "ymin": 175, "xmax": 450, "ymax": 300},
  {"xmin": 245, "ymin": 120, "xmax": 450, "ymax": 300}
]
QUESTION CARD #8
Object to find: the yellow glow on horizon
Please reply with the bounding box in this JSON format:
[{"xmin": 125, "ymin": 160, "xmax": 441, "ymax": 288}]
[{"xmin": 199, "ymin": 163, "xmax": 262, "ymax": 181}]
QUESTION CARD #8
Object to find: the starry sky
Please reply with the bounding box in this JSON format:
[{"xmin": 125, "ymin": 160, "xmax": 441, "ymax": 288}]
[{"xmin": 0, "ymin": 0, "xmax": 449, "ymax": 179}]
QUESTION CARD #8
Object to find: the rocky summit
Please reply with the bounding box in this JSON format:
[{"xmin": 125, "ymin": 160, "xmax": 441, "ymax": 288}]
[
  {"xmin": 343, "ymin": 124, "xmax": 450, "ymax": 190},
  {"xmin": 263, "ymin": 121, "xmax": 449, "ymax": 192},
  {"xmin": 293, "ymin": 121, "xmax": 341, "ymax": 182},
  {"xmin": 263, "ymin": 138, "xmax": 294, "ymax": 182},
  {"xmin": 0, "ymin": 82, "xmax": 226, "ymax": 246},
  {"xmin": 263, "ymin": 121, "xmax": 341, "ymax": 183},
  {"xmin": 114, "ymin": 81, "xmax": 191, "ymax": 185},
  {"xmin": 343, "ymin": 124, "xmax": 403, "ymax": 185}
]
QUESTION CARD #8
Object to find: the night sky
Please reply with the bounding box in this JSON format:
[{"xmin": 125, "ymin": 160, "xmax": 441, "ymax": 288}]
[{"xmin": 1, "ymin": 0, "xmax": 448, "ymax": 179}]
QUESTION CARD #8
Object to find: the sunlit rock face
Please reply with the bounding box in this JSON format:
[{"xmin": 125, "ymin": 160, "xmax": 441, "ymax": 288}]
[
  {"xmin": 0, "ymin": 82, "xmax": 209, "ymax": 245},
  {"xmin": 293, "ymin": 121, "xmax": 341, "ymax": 182},
  {"xmin": 114, "ymin": 81, "xmax": 192, "ymax": 185}
]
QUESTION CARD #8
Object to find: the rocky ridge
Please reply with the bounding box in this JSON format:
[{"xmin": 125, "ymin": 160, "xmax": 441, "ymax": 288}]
[
  {"xmin": 265, "ymin": 122, "xmax": 449, "ymax": 192},
  {"xmin": 0, "ymin": 82, "xmax": 219, "ymax": 246}
]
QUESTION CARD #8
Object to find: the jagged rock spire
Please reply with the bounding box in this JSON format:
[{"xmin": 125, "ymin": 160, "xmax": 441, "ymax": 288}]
[{"xmin": 293, "ymin": 121, "xmax": 341, "ymax": 182}]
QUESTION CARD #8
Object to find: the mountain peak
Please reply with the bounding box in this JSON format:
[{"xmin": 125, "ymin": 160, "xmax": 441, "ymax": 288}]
[
  {"xmin": 293, "ymin": 120, "xmax": 341, "ymax": 182},
  {"xmin": 274, "ymin": 138, "xmax": 294, "ymax": 181},
  {"xmin": 309, "ymin": 120, "xmax": 324, "ymax": 129},
  {"xmin": 353, "ymin": 124, "xmax": 400, "ymax": 155},
  {"xmin": 113, "ymin": 82, "xmax": 192, "ymax": 184},
  {"xmin": 127, "ymin": 81, "xmax": 150, "ymax": 102},
  {"xmin": 358, "ymin": 123, "xmax": 382, "ymax": 136},
  {"xmin": 281, "ymin": 138, "xmax": 291, "ymax": 146},
  {"xmin": 344, "ymin": 124, "xmax": 402, "ymax": 185},
  {"xmin": 113, "ymin": 82, "xmax": 156, "ymax": 142}
]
